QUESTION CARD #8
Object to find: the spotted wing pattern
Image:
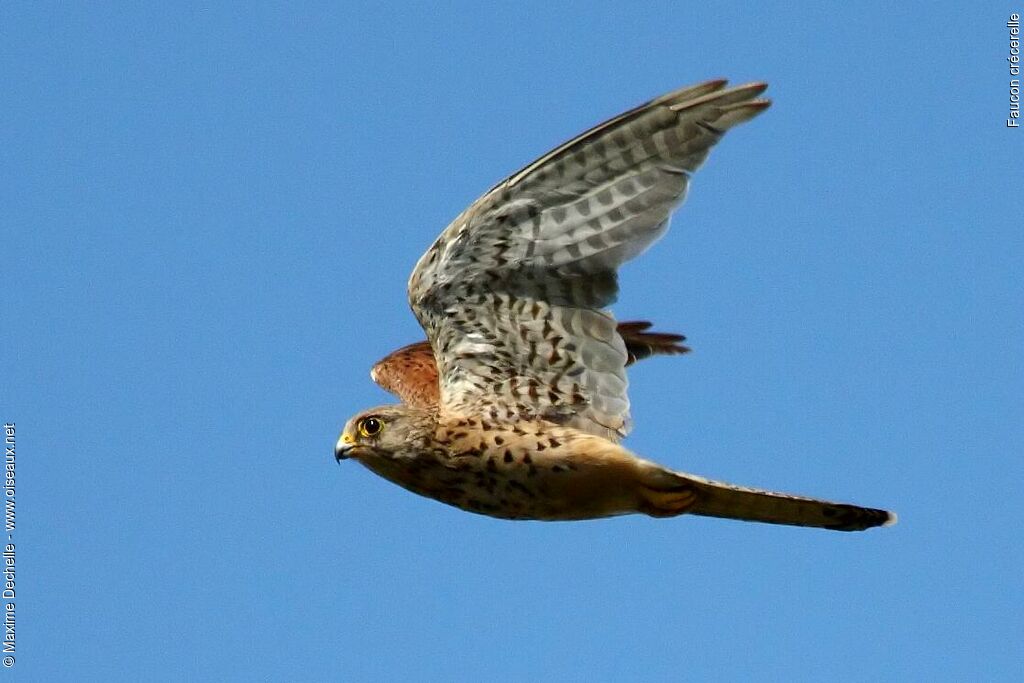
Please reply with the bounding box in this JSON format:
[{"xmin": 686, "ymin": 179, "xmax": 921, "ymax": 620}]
[
  {"xmin": 371, "ymin": 321, "xmax": 689, "ymax": 409},
  {"xmin": 408, "ymin": 80, "xmax": 769, "ymax": 439}
]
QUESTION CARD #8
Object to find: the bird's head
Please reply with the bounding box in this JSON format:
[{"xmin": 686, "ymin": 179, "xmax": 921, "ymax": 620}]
[{"xmin": 334, "ymin": 404, "xmax": 435, "ymax": 463}]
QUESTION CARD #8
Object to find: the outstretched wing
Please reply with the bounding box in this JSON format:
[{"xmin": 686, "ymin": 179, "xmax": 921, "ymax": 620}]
[
  {"xmin": 408, "ymin": 80, "xmax": 769, "ymax": 439},
  {"xmin": 370, "ymin": 341, "xmax": 440, "ymax": 409},
  {"xmin": 616, "ymin": 321, "xmax": 690, "ymax": 365},
  {"xmin": 371, "ymin": 321, "xmax": 689, "ymax": 408}
]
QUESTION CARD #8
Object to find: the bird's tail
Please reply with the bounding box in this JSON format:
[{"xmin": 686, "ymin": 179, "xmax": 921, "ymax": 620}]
[{"xmin": 641, "ymin": 465, "xmax": 896, "ymax": 531}]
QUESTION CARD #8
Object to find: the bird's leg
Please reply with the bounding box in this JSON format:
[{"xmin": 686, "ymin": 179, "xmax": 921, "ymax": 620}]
[{"xmin": 634, "ymin": 463, "xmax": 699, "ymax": 518}]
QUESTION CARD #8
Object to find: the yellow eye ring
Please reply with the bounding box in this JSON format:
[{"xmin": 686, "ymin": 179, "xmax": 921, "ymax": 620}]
[{"xmin": 358, "ymin": 416, "xmax": 383, "ymax": 438}]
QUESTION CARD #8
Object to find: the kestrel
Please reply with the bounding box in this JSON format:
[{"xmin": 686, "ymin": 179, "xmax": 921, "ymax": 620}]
[{"xmin": 336, "ymin": 79, "xmax": 896, "ymax": 531}]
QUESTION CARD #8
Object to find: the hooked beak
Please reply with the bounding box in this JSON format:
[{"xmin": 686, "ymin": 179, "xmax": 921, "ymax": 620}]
[
  {"xmin": 334, "ymin": 432, "xmax": 356, "ymax": 463},
  {"xmin": 334, "ymin": 444, "xmax": 354, "ymax": 463}
]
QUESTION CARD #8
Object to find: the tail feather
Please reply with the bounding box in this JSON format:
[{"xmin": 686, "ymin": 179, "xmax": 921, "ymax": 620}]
[
  {"xmin": 634, "ymin": 464, "xmax": 892, "ymax": 532},
  {"xmin": 675, "ymin": 471, "xmax": 896, "ymax": 532}
]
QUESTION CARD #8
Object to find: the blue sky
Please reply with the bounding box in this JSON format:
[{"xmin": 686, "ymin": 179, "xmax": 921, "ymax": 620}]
[{"xmin": 4, "ymin": 2, "xmax": 1021, "ymax": 680}]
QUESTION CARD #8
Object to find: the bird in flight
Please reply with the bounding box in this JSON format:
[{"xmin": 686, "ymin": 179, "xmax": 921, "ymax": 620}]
[{"xmin": 335, "ymin": 79, "xmax": 896, "ymax": 531}]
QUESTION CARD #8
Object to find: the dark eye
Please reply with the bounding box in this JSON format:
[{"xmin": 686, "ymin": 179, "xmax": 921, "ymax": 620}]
[{"xmin": 358, "ymin": 417, "xmax": 383, "ymax": 438}]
